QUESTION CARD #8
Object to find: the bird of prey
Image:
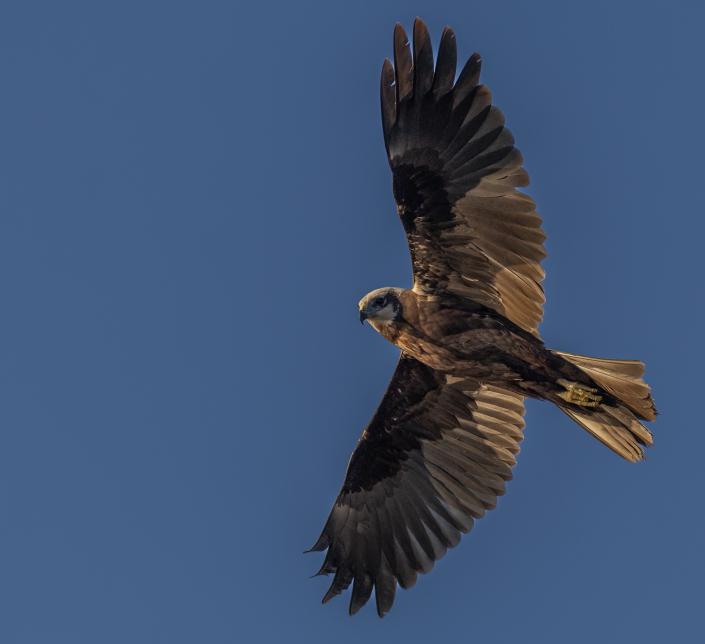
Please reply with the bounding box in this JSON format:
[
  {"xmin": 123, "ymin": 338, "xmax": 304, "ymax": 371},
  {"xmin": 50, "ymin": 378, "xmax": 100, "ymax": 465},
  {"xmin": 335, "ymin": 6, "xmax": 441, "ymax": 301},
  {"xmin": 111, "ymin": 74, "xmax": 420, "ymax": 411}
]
[{"xmin": 309, "ymin": 18, "xmax": 656, "ymax": 618}]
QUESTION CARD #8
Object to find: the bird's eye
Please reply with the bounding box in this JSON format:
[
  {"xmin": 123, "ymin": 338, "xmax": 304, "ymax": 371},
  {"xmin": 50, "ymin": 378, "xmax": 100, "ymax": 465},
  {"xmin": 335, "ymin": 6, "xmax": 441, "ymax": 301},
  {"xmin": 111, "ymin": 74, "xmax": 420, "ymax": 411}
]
[{"xmin": 374, "ymin": 298, "xmax": 385, "ymax": 307}]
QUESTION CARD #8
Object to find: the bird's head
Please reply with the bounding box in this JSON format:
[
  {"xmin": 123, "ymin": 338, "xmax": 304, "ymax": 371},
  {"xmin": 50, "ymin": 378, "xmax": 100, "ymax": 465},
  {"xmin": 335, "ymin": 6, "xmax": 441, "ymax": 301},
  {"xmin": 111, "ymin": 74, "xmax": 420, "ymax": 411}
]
[{"xmin": 358, "ymin": 288, "xmax": 402, "ymax": 327}]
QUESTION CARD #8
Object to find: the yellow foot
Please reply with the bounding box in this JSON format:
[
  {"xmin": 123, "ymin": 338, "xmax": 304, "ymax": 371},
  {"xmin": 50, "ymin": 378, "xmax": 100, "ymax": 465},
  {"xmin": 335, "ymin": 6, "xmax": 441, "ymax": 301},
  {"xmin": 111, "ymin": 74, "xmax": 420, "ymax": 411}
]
[{"xmin": 556, "ymin": 379, "xmax": 602, "ymax": 407}]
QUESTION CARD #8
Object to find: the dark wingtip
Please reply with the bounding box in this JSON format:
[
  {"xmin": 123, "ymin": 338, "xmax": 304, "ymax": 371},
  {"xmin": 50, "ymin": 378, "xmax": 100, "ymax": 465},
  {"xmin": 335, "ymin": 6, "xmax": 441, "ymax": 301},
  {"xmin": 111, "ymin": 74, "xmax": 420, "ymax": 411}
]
[
  {"xmin": 412, "ymin": 17, "xmax": 433, "ymax": 96},
  {"xmin": 349, "ymin": 572, "xmax": 374, "ymax": 616},
  {"xmin": 393, "ymin": 23, "xmax": 409, "ymax": 57},
  {"xmin": 393, "ymin": 22, "xmax": 413, "ymax": 104},
  {"xmin": 433, "ymin": 26, "xmax": 457, "ymax": 97},
  {"xmin": 309, "ymin": 568, "xmax": 328, "ymax": 579},
  {"xmin": 452, "ymin": 51, "xmax": 483, "ymax": 104},
  {"xmin": 321, "ymin": 592, "xmax": 338, "ymax": 605},
  {"xmin": 380, "ymin": 56, "xmax": 397, "ymax": 153},
  {"xmin": 305, "ymin": 533, "xmax": 330, "ymax": 553}
]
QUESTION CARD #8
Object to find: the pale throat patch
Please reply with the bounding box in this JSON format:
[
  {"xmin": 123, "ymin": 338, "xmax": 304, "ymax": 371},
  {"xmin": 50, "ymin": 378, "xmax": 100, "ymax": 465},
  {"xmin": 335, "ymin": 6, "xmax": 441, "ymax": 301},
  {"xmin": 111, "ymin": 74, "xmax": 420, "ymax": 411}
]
[{"xmin": 368, "ymin": 303, "xmax": 397, "ymax": 328}]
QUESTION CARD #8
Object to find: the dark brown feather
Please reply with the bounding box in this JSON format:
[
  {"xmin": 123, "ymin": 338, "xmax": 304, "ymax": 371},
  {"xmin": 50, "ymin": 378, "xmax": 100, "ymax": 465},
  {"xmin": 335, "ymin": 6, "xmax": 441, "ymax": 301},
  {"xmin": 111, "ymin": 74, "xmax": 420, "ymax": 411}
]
[
  {"xmin": 393, "ymin": 24, "xmax": 413, "ymax": 104},
  {"xmin": 432, "ymin": 27, "xmax": 457, "ymax": 97},
  {"xmin": 380, "ymin": 19, "xmax": 547, "ymax": 337},
  {"xmin": 413, "ymin": 18, "xmax": 434, "ymax": 97},
  {"xmin": 311, "ymin": 355, "xmax": 526, "ymax": 615}
]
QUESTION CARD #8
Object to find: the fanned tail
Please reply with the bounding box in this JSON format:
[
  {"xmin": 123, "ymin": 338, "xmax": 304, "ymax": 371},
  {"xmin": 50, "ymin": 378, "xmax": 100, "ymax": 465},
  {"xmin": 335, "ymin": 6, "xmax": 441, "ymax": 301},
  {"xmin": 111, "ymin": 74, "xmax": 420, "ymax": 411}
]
[
  {"xmin": 556, "ymin": 352, "xmax": 656, "ymax": 462},
  {"xmin": 556, "ymin": 352, "xmax": 656, "ymax": 421}
]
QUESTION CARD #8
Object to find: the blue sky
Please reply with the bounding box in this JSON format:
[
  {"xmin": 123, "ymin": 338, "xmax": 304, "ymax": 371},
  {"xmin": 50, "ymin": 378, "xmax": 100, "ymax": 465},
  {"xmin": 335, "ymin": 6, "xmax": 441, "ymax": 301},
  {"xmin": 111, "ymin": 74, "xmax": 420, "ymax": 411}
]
[{"xmin": 1, "ymin": 1, "xmax": 703, "ymax": 642}]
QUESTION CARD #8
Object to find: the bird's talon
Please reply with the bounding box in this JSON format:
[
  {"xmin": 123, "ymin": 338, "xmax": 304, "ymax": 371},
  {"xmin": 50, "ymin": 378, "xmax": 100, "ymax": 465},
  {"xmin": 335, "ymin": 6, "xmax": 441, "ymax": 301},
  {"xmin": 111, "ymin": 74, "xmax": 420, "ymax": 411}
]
[{"xmin": 557, "ymin": 379, "xmax": 603, "ymax": 406}]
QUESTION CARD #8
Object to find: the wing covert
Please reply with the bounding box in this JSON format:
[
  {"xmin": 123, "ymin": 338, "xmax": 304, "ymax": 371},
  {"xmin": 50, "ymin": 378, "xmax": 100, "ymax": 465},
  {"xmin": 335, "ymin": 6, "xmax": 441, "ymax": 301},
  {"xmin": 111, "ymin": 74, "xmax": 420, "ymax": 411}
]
[
  {"xmin": 382, "ymin": 19, "xmax": 547, "ymax": 336},
  {"xmin": 309, "ymin": 354, "xmax": 526, "ymax": 617}
]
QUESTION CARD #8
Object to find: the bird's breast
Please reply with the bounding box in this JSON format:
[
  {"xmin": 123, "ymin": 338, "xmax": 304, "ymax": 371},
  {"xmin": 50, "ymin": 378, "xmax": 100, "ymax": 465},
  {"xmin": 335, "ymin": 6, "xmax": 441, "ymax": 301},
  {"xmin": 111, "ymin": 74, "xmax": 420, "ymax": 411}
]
[{"xmin": 383, "ymin": 322, "xmax": 460, "ymax": 373}]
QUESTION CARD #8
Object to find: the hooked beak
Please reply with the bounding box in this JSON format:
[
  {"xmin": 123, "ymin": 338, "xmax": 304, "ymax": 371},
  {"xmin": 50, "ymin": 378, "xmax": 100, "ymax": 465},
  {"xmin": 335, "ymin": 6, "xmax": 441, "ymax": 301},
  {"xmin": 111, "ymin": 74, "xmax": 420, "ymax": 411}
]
[{"xmin": 359, "ymin": 308, "xmax": 367, "ymax": 324}]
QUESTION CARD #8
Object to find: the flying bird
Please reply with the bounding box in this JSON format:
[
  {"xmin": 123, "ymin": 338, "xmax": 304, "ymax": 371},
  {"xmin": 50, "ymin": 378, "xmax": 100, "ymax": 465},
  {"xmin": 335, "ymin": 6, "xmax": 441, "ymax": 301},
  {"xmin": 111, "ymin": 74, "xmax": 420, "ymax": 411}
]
[{"xmin": 309, "ymin": 18, "xmax": 656, "ymax": 618}]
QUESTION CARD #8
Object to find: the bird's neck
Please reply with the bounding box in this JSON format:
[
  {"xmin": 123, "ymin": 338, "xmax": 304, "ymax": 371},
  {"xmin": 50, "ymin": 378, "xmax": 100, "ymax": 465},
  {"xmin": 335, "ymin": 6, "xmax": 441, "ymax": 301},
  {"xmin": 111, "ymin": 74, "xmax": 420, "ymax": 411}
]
[{"xmin": 371, "ymin": 318, "xmax": 401, "ymax": 343}]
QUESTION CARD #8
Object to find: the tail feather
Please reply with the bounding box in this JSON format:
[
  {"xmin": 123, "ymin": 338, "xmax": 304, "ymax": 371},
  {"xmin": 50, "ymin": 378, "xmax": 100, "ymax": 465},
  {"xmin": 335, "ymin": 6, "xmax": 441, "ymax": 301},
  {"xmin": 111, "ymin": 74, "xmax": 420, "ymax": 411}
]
[
  {"xmin": 560, "ymin": 406, "xmax": 652, "ymax": 463},
  {"xmin": 556, "ymin": 352, "xmax": 656, "ymax": 462},
  {"xmin": 556, "ymin": 351, "xmax": 656, "ymax": 422}
]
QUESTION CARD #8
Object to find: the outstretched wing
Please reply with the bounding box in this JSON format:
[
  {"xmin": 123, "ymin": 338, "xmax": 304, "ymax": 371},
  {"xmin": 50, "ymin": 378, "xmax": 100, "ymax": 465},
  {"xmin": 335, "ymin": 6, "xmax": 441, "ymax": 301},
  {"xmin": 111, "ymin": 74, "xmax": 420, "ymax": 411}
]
[
  {"xmin": 309, "ymin": 355, "xmax": 526, "ymax": 617},
  {"xmin": 382, "ymin": 19, "xmax": 547, "ymax": 336}
]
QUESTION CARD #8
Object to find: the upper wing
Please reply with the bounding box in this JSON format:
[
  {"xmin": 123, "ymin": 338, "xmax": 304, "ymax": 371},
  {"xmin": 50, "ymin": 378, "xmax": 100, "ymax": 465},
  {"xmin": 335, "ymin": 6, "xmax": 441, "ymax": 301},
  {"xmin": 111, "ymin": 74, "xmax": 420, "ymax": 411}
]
[
  {"xmin": 382, "ymin": 19, "xmax": 547, "ymax": 336},
  {"xmin": 309, "ymin": 354, "xmax": 526, "ymax": 617}
]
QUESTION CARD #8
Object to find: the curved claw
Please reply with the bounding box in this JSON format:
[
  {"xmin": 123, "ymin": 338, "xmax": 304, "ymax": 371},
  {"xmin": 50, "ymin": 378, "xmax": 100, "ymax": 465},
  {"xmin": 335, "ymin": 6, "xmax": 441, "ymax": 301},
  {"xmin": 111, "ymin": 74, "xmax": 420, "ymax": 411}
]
[{"xmin": 557, "ymin": 379, "xmax": 602, "ymax": 406}]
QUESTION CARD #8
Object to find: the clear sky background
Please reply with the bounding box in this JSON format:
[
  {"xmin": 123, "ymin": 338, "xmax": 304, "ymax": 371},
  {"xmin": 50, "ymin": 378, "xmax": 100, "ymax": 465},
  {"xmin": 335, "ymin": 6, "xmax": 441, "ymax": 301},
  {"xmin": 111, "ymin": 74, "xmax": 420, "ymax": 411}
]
[{"xmin": 1, "ymin": 1, "xmax": 703, "ymax": 642}]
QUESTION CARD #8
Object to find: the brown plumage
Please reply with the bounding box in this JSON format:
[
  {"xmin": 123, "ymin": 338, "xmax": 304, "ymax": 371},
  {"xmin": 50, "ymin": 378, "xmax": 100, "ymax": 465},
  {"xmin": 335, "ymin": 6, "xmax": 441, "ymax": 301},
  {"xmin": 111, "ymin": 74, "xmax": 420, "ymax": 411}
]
[{"xmin": 310, "ymin": 18, "xmax": 657, "ymax": 617}]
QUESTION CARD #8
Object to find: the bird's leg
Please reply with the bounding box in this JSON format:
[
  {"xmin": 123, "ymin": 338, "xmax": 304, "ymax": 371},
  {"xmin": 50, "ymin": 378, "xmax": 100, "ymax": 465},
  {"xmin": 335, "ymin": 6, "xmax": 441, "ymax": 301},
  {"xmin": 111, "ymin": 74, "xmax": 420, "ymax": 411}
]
[{"xmin": 556, "ymin": 379, "xmax": 602, "ymax": 407}]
